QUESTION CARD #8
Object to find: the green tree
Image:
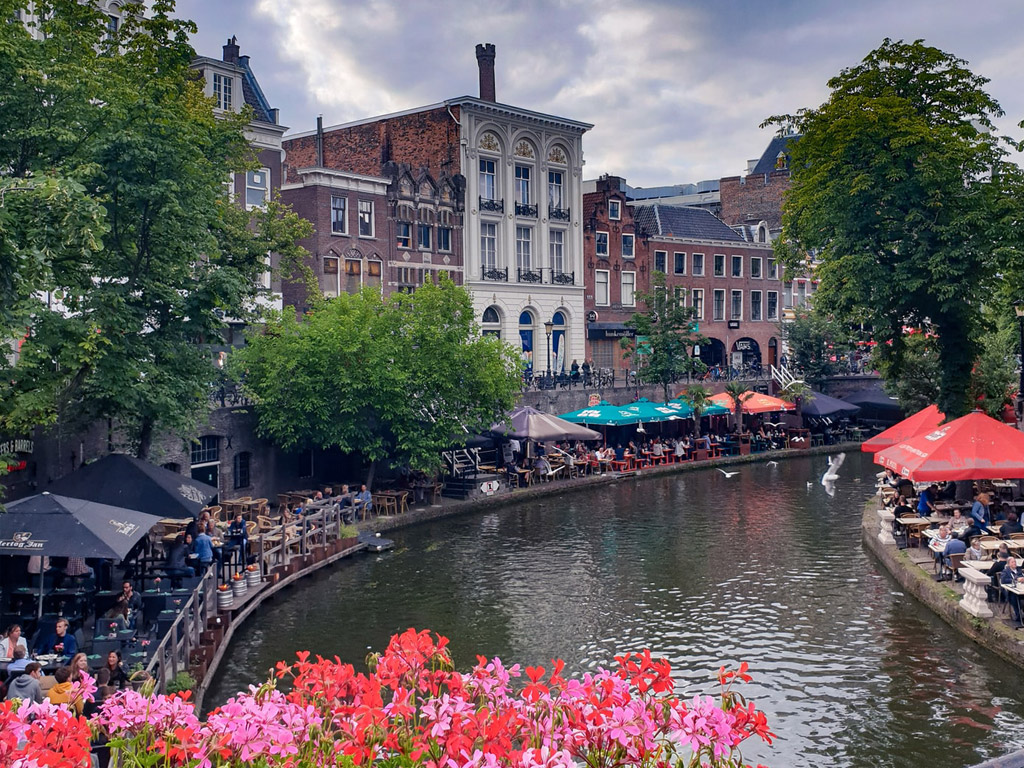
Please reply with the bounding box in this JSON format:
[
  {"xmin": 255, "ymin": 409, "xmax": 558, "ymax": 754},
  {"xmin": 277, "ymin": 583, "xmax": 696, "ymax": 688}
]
[
  {"xmin": 779, "ymin": 304, "xmax": 852, "ymax": 386},
  {"xmin": 679, "ymin": 385, "xmax": 713, "ymax": 440},
  {"xmin": 0, "ymin": 0, "xmax": 311, "ymax": 459},
  {"xmin": 231, "ymin": 277, "xmax": 522, "ymax": 483},
  {"xmin": 766, "ymin": 38, "xmax": 1024, "ymax": 418},
  {"xmin": 870, "ymin": 330, "xmax": 940, "ymax": 414},
  {"xmin": 722, "ymin": 381, "xmax": 754, "ymax": 433},
  {"xmin": 622, "ymin": 271, "xmax": 705, "ymax": 402},
  {"xmin": 778, "ymin": 379, "xmax": 813, "ymax": 423}
]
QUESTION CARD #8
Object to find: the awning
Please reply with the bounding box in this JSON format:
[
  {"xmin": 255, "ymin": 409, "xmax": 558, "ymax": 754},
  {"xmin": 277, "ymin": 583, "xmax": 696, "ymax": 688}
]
[
  {"xmin": 861, "ymin": 404, "xmax": 944, "ymax": 453},
  {"xmin": 587, "ymin": 322, "xmax": 636, "ymax": 340}
]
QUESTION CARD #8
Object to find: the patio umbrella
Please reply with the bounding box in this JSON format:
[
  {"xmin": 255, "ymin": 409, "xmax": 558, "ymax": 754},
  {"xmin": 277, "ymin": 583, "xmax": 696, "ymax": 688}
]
[
  {"xmin": 559, "ymin": 401, "xmax": 645, "ymax": 427},
  {"xmin": 669, "ymin": 397, "xmax": 730, "ymax": 417},
  {"xmin": 490, "ymin": 406, "xmax": 601, "ymax": 441},
  {"xmin": 0, "ymin": 492, "xmax": 164, "ymax": 617},
  {"xmin": 861, "ymin": 404, "xmax": 944, "ymax": 453},
  {"xmin": 874, "ymin": 411, "xmax": 1024, "ymax": 481},
  {"xmin": 45, "ymin": 453, "xmax": 217, "ymax": 519},
  {"xmin": 842, "ymin": 388, "xmax": 903, "ymax": 423},
  {"xmin": 709, "ymin": 391, "xmax": 794, "ymax": 414},
  {"xmin": 620, "ymin": 398, "xmax": 693, "ymax": 423},
  {"xmin": 801, "ymin": 391, "xmax": 862, "ymax": 419}
]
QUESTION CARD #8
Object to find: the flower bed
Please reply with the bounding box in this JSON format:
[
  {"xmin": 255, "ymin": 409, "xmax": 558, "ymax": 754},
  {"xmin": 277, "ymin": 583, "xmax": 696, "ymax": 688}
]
[{"xmin": 0, "ymin": 628, "xmax": 773, "ymax": 767}]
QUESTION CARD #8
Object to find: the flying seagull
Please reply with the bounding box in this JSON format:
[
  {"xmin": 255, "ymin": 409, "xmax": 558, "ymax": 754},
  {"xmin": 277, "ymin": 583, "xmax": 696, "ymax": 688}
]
[
  {"xmin": 765, "ymin": 461, "xmax": 779, "ymax": 467},
  {"xmin": 717, "ymin": 469, "xmax": 740, "ymax": 478},
  {"xmin": 820, "ymin": 452, "xmax": 846, "ymax": 498}
]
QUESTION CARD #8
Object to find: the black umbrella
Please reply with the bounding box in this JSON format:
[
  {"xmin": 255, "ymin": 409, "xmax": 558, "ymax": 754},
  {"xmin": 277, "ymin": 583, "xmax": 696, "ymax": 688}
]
[
  {"xmin": 0, "ymin": 493, "xmax": 164, "ymax": 617},
  {"xmin": 45, "ymin": 454, "xmax": 216, "ymax": 519},
  {"xmin": 842, "ymin": 388, "xmax": 904, "ymax": 423},
  {"xmin": 802, "ymin": 391, "xmax": 862, "ymax": 419}
]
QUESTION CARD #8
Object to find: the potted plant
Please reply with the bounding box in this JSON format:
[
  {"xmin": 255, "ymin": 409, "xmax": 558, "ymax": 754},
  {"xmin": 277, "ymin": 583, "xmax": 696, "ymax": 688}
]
[
  {"xmin": 164, "ymin": 670, "xmax": 197, "ymax": 696},
  {"xmin": 338, "ymin": 524, "xmax": 359, "ymax": 551},
  {"xmin": 128, "ymin": 663, "xmax": 152, "ymax": 692}
]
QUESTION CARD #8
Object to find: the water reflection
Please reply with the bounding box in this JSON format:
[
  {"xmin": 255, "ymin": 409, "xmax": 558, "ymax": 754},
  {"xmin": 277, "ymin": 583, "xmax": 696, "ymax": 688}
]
[{"xmin": 210, "ymin": 453, "xmax": 1024, "ymax": 768}]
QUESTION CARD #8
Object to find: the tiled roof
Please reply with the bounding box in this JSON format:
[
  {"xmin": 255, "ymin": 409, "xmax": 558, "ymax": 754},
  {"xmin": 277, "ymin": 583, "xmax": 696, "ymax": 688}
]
[
  {"xmin": 750, "ymin": 134, "xmax": 800, "ymax": 176},
  {"xmin": 239, "ymin": 59, "xmax": 274, "ymax": 123},
  {"xmin": 632, "ymin": 204, "xmax": 743, "ymax": 242}
]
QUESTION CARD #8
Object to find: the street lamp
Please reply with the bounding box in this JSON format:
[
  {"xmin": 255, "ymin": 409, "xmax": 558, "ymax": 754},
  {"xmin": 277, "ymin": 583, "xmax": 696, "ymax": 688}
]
[
  {"xmin": 1015, "ymin": 302, "xmax": 1024, "ymax": 426},
  {"xmin": 544, "ymin": 320, "xmax": 554, "ymax": 380}
]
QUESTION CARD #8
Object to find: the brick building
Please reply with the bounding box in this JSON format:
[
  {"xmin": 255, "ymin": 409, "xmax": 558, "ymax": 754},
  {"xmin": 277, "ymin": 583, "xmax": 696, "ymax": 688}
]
[
  {"xmin": 282, "ymin": 45, "xmax": 592, "ymax": 375},
  {"xmin": 583, "ymin": 175, "xmax": 784, "ymax": 375}
]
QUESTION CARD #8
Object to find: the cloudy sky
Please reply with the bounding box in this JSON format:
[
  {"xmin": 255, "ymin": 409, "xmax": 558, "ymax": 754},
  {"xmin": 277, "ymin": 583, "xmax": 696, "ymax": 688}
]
[{"xmin": 174, "ymin": 0, "xmax": 1024, "ymax": 186}]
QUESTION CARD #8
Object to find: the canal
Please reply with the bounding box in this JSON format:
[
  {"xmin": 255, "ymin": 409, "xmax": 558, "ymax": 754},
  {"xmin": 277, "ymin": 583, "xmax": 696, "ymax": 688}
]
[{"xmin": 210, "ymin": 452, "xmax": 1024, "ymax": 768}]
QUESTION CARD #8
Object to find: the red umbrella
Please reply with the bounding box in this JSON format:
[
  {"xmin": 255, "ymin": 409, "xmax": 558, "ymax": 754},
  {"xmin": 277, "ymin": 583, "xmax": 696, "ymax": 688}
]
[
  {"xmin": 861, "ymin": 404, "xmax": 945, "ymax": 453},
  {"xmin": 874, "ymin": 411, "xmax": 1024, "ymax": 481}
]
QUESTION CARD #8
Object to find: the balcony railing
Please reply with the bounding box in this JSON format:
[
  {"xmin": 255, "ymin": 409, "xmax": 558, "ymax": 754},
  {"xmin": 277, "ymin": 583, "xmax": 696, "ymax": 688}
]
[
  {"xmin": 481, "ymin": 266, "xmax": 508, "ymax": 282},
  {"xmin": 515, "ymin": 202, "xmax": 538, "ymax": 218},
  {"xmin": 551, "ymin": 270, "xmax": 575, "ymax": 285},
  {"xmin": 517, "ymin": 267, "xmax": 543, "ymax": 283},
  {"xmin": 549, "ymin": 205, "xmax": 570, "ymax": 221},
  {"xmin": 479, "ymin": 196, "xmax": 504, "ymax": 214}
]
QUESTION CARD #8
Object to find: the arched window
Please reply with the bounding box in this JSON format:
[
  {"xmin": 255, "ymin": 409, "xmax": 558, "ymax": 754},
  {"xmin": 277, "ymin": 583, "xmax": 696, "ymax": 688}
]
[
  {"xmin": 519, "ymin": 310, "xmax": 535, "ymax": 375},
  {"xmin": 233, "ymin": 451, "xmax": 251, "ymax": 489},
  {"xmin": 551, "ymin": 311, "xmax": 567, "ymax": 372},
  {"xmin": 482, "ymin": 306, "xmax": 501, "ymax": 338}
]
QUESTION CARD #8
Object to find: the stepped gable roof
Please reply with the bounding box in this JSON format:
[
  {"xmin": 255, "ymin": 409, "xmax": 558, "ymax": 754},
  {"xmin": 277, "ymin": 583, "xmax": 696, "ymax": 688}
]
[
  {"xmin": 750, "ymin": 134, "xmax": 800, "ymax": 176},
  {"xmin": 633, "ymin": 204, "xmax": 743, "ymax": 242}
]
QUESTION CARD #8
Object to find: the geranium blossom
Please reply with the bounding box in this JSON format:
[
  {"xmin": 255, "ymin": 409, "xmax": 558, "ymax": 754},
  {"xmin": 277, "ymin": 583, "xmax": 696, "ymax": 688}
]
[{"xmin": 2, "ymin": 628, "xmax": 773, "ymax": 768}]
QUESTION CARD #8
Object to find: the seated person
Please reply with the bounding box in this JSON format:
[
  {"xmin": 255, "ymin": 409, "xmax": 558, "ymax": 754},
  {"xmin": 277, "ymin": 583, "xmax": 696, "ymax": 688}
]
[
  {"xmin": 892, "ymin": 496, "xmax": 913, "ymax": 518},
  {"xmin": 534, "ymin": 455, "xmax": 552, "ymax": 476},
  {"xmin": 46, "ymin": 666, "xmax": 83, "ymax": 714},
  {"xmin": 1001, "ymin": 511, "xmax": 1024, "ymax": 537},
  {"xmin": 191, "ymin": 528, "xmax": 215, "ymax": 572},
  {"xmin": 164, "ymin": 533, "xmax": 196, "ymax": 585},
  {"xmin": 353, "ymin": 484, "xmax": 372, "ymax": 515},
  {"xmin": 987, "ymin": 550, "xmax": 1010, "ymax": 601},
  {"xmin": 96, "ymin": 650, "xmax": 130, "ymax": 691},
  {"xmin": 651, "ymin": 441, "xmax": 664, "ymax": 458},
  {"xmin": 35, "ymin": 618, "xmax": 77, "ymax": 658},
  {"xmin": 614, "ymin": 444, "xmax": 625, "ymax": 462},
  {"xmin": 7, "ymin": 647, "xmax": 30, "ymax": 673},
  {"xmin": 1000, "ymin": 556, "xmax": 1024, "ymax": 623},
  {"xmin": 225, "ymin": 513, "xmax": 249, "ymax": 564},
  {"xmin": 931, "ymin": 525, "xmax": 952, "ymax": 563},
  {"xmin": 965, "ymin": 537, "xmax": 985, "ymax": 561},
  {"xmin": 941, "ymin": 532, "xmax": 967, "ymax": 581},
  {"xmin": 0, "ymin": 623, "xmax": 28, "ymax": 658},
  {"xmin": 947, "ymin": 509, "xmax": 968, "ymax": 531},
  {"xmin": 6, "ymin": 661, "xmax": 43, "ymax": 703},
  {"xmin": 112, "ymin": 580, "xmax": 143, "ymax": 627},
  {"xmin": 696, "ymin": 435, "xmax": 712, "ymax": 451}
]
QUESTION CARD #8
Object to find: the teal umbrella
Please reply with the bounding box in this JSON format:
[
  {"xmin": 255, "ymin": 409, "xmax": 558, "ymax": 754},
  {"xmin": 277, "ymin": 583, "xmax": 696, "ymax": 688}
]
[
  {"xmin": 559, "ymin": 401, "xmax": 644, "ymax": 426},
  {"xmin": 670, "ymin": 396, "xmax": 731, "ymax": 416},
  {"xmin": 621, "ymin": 398, "xmax": 693, "ymax": 422}
]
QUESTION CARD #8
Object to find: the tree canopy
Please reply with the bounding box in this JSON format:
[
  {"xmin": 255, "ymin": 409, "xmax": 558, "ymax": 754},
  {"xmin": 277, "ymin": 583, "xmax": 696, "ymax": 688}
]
[
  {"xmin": 767, "ymin": 38, "xmax": 1024, "ymax": 418},
  {"xmin": 622, "ymin": 271, "xmax": 705, "ymax": 402},
  {"xmin": 231, "ymin": 278, "xmax": 523, "ymax": 478},
  {"xmin": 779, "ymin": 304, "xmax": 853, "ymax": 386},
  {"xmin": 0, "ymin": 0, "xmax": 310, "ymax": 459}
]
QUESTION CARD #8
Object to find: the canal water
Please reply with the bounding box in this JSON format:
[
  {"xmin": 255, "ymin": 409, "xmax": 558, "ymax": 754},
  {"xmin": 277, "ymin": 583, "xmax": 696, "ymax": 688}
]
[{"xmin": 210, "ymin": 452, "xmax": 1024, "ymax": 768}]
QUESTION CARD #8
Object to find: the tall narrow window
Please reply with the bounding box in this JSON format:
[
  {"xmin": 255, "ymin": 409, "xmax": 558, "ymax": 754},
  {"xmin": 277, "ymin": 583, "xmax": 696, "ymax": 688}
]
[
  {"xmin": 596, "ymin": 232, "xmax": 609, "ymax": 257},
  {"xmin": 714, "ymin": 254, "xmax": 725, "ymax": 277},
  {"xmin": 622, "ymin": 234, "xmax": 635, "ymax": 259},
  {"xmin": 418, "ymin": 224, "xmax": 432, "ymax": 250},
  {"xmin": 595, "ymin": 270, "xmax": 610, "ymax": 306},
  {"xmin": 654, "ymin": 251, "xmax": 666, "ymax": 273},
  {"xmin": 751, "ymin": 290, "xmax": 763, "ymax": 321},
  {"xmin": 674, "ymin": 252, "xmax": 686, "ymax": 275},
  {"xmin": 245, "ymin": 168, "xmax": 269, "ymax": 209},
  {"xmin": 750, "ymin": 257, "xmax": 762, "ymax": 279},
  {"xmin": 767, "ymin": 291, "xmax": 779, "ymax": 320},
  {"xmin": 330, "ymin": 196, "xmax": 347, "ymax": 234},
  {"xmin": 516, "ymin": 226, "xmax": 532, "ymax": 271},
  {"xmin": 767, "ymin": 258, "xmax": 778, "ymax": 280},
  {"xmin": 549, "ymin": 229, "xmax": 565, "ymax": 274},
  {"xmin": 358, "ymin": 201, "xmax": 374, "ymax": 237},
  {"xmin": 438, "ymin": 227, "xmax": 452, "ymax": 252},
  {"xmin": 515, "ymin": 165, "xmax": 531, "ymax": 205},
  {"xmin": 731, "ymin": 290, "xmax": 743, "ymax": 320},
  {"xmin": 548, "ymin": 171, "xmax": 564, "ymax": 210},
  {"xmin": 481, "ymin": 222, "xmax": 497, "ymax": 271},
  {"xmin": 692, "ymin": 289, "xmax": 704, "ymax": 320},
  {"xmin": 713, "ymin": 289, "xmax": 725, "ymax": 321},
  {"xmin": 621, "ymin": 271, "xmax": 636, "ymax": 307},
  {"xmin": 692, "ymin": 253, "xmax": 705, "ymax": 276},
  {"xmin": 608, "ymin": 199, "xmax": 621, "ymax": 220},
  {"xmin": 731, "ymin": 255, "xmax": 743, "ymax": 278},
  {"xmin": 213, "ymin": 73, "xmax": 232, "ymax": 111},
  {"xmin": 233, "ymin": 452, "xmax": 251, "ymax": 489},
  {"xmin": 396, "ymin": 222, "xmax": 411, "ymax": 249},
  {"xmin": 480, "ymin": 159, "xmax": 496, "ymax": 201}
]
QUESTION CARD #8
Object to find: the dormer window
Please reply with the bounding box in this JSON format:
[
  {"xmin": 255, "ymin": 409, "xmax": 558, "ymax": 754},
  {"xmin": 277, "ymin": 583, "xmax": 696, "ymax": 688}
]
[{"xmin": 213, "ymin": 73, "xmax": 232, "ymax": 111}]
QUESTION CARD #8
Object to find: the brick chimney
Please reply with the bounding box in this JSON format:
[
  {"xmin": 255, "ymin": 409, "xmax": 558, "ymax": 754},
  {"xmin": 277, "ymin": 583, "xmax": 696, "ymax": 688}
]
[
  {"xmin": 222, "ymin": 36, "xmax": 239, "ymax": 64},
  {"xmin": 475, "ymin": 43, "xmax": 496, "ymax": 102}
]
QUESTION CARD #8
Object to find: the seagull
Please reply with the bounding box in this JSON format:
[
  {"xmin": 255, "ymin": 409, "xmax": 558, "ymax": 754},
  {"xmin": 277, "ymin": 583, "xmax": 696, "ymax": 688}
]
[
  {"xmin": 820, "ymin": 452, "xmax": 846, "ymax": 498},
  {"xmin": 765, "ymin": 461, "xmax": 779, "ymax": 467},
  {"xmin": 807, "ymin": 481, "xmax": 814, "ymax": 489},
  {"xmin": 717, "ymin": 469, "xmax": 740, "ymax": 478}
]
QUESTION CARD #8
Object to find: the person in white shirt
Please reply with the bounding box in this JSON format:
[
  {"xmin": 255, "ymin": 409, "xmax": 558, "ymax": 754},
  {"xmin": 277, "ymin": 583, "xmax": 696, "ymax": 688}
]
[{"xmin": 0, "ymin": 624, "xmax": 28, "ymax": 658}]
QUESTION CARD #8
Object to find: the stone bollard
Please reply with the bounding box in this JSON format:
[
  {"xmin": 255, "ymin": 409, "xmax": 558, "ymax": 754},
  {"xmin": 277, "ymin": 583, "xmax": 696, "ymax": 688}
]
[
  {"xmin": 959, "ymin": 568, "xmax": 994, "ymax": 619},
  {"xmin": 877, "ymin": 509, "xmax": 896, "ymax": 546}
]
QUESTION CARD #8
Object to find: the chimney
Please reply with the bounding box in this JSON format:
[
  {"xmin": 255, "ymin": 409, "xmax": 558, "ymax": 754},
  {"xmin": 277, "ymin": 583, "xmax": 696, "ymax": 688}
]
[
  {"xmin": 475, "ymin": 43, "xmax": 496, "ymax": 102},
  {"xmin": 316, "ymin": 115, "xmax": 324, "ymax": 167},
  {"xmin": 223, "ymin": 36, "xmax": 239, "ymax": 64}
]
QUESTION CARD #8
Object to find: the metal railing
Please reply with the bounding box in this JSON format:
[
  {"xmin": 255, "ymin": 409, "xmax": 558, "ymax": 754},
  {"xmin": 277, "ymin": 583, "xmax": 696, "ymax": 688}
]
[
  {"xmin": 479, "ymin": 196, "xmax": 504, "ymax": 213},
  {"xmin": 513, "ymin": 267, "xmax": 575, "ymax": 285},
  {"xmin": 481, "ymin": 266, "xmax": 508, "ymax": 282},
  {"xmin": 549, "ymin": 205, "xmax": 570, "ymax": 221},
  {"xmin": 144, "ymin": 504, "xmax": 351, "ymax": 693},
  {"xmin": 515, "ymin": 202, "xmax": 538, "ymax": 218}
]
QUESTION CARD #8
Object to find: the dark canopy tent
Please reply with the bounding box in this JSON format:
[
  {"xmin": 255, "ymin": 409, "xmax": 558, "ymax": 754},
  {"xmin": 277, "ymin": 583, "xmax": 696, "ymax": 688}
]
[
  {"xmin": 841, "ymin": 388, "xmax": 904, "ymax": 424},
  {"xmin": 45, "ymin": 454, "xmax": 217, "ymax": 519},
  {"xmin": 802, "ymin": 391, "xmax": 862, "ymax": 419}
]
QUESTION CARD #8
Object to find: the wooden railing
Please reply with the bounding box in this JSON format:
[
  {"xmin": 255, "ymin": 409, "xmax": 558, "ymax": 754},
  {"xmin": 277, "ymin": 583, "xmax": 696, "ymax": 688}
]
[{"xmin": 144, "ymin": 503, "xmax": 353, "ymax": 693}]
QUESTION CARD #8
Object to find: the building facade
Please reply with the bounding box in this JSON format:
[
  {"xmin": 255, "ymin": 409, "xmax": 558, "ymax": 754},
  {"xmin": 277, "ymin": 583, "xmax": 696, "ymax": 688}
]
[{"xmin": 282, "ymin": 45, "xmax": 591, "ymax": 376}]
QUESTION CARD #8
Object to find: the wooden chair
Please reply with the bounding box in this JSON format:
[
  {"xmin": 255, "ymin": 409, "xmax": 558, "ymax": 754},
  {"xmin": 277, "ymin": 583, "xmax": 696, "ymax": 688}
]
[
  {"xmin": 429, "ymin": 482, "xmax": 443, "ymax": 504},
  {"xmin": 253, "ymin": 498, "xmax": 269, "ymax": 515},
  {"xmin": 256, "ymin": 515, "xmax": 274, "ymax": 534}
]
